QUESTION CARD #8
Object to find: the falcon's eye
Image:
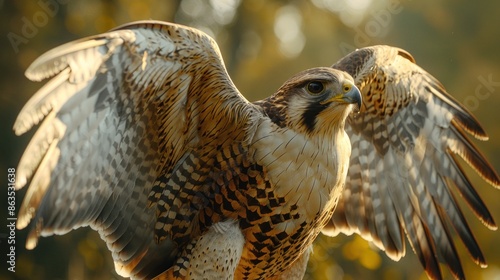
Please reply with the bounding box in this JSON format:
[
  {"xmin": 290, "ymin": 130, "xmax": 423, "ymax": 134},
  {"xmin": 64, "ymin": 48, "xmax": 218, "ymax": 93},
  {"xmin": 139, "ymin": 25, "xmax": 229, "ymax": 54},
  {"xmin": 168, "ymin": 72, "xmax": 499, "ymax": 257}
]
[
  {"xmin": 306, "ymin": 81, "xmax": 325, "ymax": 95},
  {"xmin": 343, "ymin": 83, "xmax": 352, "ymax": 92}
]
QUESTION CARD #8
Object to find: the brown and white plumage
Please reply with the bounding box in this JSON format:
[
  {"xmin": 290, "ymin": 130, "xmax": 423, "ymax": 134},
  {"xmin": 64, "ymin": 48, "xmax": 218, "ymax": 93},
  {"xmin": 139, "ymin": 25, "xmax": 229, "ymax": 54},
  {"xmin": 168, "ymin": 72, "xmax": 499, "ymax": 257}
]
[
  {"xmin": 323, "ymin": 46, "xmax": 500, "ymax": 280},
  {"xmin": 15, "ymin": 20, "xmax": 361, "ymax": 279},
  {"xmin": 14, "ymin": 20, "xmax": 498, "ymax": 280}
]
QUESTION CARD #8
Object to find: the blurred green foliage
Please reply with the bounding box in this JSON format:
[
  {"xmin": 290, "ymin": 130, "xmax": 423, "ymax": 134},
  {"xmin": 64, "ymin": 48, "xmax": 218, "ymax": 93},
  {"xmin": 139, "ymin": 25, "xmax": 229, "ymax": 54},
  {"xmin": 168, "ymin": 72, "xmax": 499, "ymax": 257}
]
[{"xmin": 1, "ymin": 0, "xmax": 499, "ymax": 279}]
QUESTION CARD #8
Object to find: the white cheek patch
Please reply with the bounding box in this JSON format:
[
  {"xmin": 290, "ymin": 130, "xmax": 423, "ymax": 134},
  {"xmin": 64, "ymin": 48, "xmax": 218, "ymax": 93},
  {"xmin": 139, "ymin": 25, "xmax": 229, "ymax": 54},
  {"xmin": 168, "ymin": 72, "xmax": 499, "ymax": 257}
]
[{"xmin": 286, "ymin": 94, "xmax": 311, "ymax": 126}]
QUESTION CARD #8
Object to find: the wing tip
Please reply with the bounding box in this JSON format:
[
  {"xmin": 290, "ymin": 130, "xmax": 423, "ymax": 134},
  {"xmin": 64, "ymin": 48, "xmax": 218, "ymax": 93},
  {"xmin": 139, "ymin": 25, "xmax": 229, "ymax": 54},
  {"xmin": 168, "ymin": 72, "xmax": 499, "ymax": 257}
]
[
  {"xmin": 24, "ymin": 34, "xmax": 113, "ymax": 83},
  {"xmin": 25, "ymin": 67, "xmax": 46, "ymax": 82},
  {"xmin": 452, "ymin": 113, "xmax": 489, "ymax": 141},
  {"xmin": 449, "ymin": 124, "xmax": 500, "ymax": 190},
  {"xmin": 480, "ymin": 217, "xmax": 498, "ymax": 231},
  {"xmin": 15, "ymin": 175, "xmax": 27, "ymax": 190},
  {"xmin": 13, "ymin": 118, "xmax": 37, "ymax": 136},
  {"xmin": 25, "ymin": 221, "xmax": 43, "ymax": 250},
  {"xmin": 478, "ymin": 262, "xmax": 488, "ymax": 269},
  {"xmin": 422, "ymin": 261, "xmax": 443, "ymax": 280},
  {"xmin": 17, "ymin": 199, "xmax": 37, "ymax": 231},
  {"xmin": 25, "ymin": 234, "xmax": 39, "ymax": 250},
  {"xmin": 24, "ymin": 49, "xmax": 64, "ymax": 82},
  {"xmin": 473, "ymin": 253, "xmax": 488, "ymax": 269}
]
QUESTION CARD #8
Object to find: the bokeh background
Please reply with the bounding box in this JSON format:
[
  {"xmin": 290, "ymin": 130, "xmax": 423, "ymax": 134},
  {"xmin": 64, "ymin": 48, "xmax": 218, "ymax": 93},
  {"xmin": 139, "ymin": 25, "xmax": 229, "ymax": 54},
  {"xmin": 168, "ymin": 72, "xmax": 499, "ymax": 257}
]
[{"xmin": 1, "ymin": 0, "xmax": 500, "ymax": 279}]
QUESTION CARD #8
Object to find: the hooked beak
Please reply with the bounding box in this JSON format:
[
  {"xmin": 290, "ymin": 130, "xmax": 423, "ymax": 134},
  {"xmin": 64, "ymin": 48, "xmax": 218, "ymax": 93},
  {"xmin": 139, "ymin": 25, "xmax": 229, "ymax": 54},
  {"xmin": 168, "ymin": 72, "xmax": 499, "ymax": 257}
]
[{"xmin": 320, "ymin": 81, "xmax": 362, "ymax": 112}]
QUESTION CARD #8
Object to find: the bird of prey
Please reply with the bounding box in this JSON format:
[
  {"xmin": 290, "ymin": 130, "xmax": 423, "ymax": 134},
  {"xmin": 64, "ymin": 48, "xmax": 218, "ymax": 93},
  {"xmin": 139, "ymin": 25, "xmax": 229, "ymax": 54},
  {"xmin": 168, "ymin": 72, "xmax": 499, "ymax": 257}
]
[{"xmin": 14, "ymin": 20, "xmax": 499, "ymax": 280}]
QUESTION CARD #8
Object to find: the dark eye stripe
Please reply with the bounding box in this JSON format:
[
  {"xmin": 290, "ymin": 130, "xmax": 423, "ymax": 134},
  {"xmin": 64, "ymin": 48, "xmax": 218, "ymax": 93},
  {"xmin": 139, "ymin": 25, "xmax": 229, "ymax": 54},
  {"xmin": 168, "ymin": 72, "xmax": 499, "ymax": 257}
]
[{"xmin": 302, "ymin": 101, "xmax": 329, "ymax": 133}]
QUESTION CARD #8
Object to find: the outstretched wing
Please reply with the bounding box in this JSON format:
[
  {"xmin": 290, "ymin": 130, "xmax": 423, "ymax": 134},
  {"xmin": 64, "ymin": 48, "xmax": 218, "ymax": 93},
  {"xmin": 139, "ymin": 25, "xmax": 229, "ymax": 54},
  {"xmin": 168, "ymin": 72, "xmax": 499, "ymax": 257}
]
[
  {"xmin": 322, "ymin": 45, "xmax": 500, "ymax": 280},
  {"xmin": 14, "ymin": 20, "xmax": 257, "ymax": 279}
]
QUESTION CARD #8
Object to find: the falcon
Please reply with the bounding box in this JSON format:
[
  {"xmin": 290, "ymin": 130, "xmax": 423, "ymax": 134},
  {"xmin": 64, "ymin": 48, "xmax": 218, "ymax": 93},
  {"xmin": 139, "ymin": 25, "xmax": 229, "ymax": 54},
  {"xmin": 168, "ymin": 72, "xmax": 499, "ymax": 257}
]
[{"xmin": 14, "ymin": 21, "xmax": 499, "ymax": 280}]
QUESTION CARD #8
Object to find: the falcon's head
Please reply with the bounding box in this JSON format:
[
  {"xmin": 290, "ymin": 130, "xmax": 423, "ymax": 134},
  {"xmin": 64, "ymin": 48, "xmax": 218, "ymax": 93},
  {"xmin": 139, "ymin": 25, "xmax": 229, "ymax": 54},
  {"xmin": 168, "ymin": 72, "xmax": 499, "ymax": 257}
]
[{"xmin": 257, "ymin": 67, "xmax": 361, "ymax": 136}]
